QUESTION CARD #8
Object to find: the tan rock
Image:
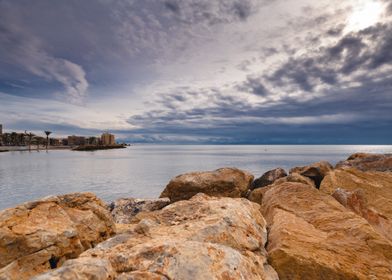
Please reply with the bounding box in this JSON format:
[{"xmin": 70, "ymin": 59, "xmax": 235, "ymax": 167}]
[
  {"xmin": 336, "ymin": 153, "xmax": 392, "ymax": 172},
  {"xmin": 251, "ymin": 168, "xmax": 287, "ymax": 190},
  {"xmin": 289, "ymin": 161, "xmax": 333, "ymax": 188},
  {"xmin": 37, "ymin": 194, "xmax": 278, "ymax": 280},
  {"xmin": 332, "ymin": 188, "xmax": 392, "ymax": 243},
  {"xmin": 160, "ymin": 168, "xmax": 254, "ymax": 202},
  {"xmin": 248, "ymin": 187, "xmax": 268, "ymax": 204},
  {"xmin": 262, "ymin": 182, "xmax": 392, "ymax": 280},
  {"xmin": 31, "ymin": 258, "xmax": 115, "ymax": 280},
  {"xmin": 116, "ymin": 271, "xmax": 168, "ymax": 280},
  {"xmin": 0, "ymin": 193, "xmax": 115, "ymax": 280},
  {"xmin": 321, "ymin": 168, "xmax": 392, "ymax": 240},
  {"xmin": 248, "ymin": 173, "xmax": 315, "ymax": 204}
]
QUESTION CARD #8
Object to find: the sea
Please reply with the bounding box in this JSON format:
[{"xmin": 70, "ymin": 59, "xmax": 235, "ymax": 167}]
[{"xmin": 1, "ymin": 145, "xmax": 392, "ymax": 210}]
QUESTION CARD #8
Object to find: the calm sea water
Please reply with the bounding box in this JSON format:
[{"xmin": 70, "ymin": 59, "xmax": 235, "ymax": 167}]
[{"xmin": 1, "ymin": 145, "xmax": 392, "ymax": 210}]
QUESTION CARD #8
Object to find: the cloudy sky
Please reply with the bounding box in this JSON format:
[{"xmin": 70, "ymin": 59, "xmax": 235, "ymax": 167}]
[{"xmin": 1, "ymin": 0, "xmax": 392, "ymax": 144}]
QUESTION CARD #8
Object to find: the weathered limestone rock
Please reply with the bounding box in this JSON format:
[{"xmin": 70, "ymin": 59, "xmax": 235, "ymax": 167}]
[
  {"xmin": 116, "ymin": 271, "xmax": 168, "ymax": 280},
  {"xmin": 160, "ymin": 168, "xmax": 254, "ymax": 202},
  {"xmin": 109, "ymin": 198, "xmax": 170, "ymax": 224},
  {"xmin": 336, "ymin": 153, "xmax": 392, "ymax": 172},
  {"xmin": 31, "ymin": 258, "xmax": 115, "ymax": 280},
  {"xmin": 248, "ymin": 173, "xmax": 315, "ymax": 204},
  {"xmin": 289, "ymin": 161, "xmax": 333, "ymax": 188},
  {"xmin": 321, "ymin": 168, "xmax": 392, "ymax": 240},
  {"xmin": 262, "ymin": 182, "xmax": 392, "ymax": 280},
  {"xmin": 0, "ymin": 193, "xmax": 115, "ymax": 280},
  {"xmin": 332, "ymin": 188, "xmax": 392, "ymax": 243},
  {"xmin": 36, "ymin": 194, "xmax": 279, "ymax": 280},
  {"xmin": 251, "ymin": 168, "xmax": 287, "ymax": 190}
]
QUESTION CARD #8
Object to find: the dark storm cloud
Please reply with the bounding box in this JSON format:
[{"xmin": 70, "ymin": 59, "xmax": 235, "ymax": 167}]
[
  {"xmin": 236, "ymin": 76, "xmax": 270, "ymax": 96},
  {"xmin": 257, "ymin": 22, "xmax": 392, "ymax": 92},
  {"xmin": 163, "ymin": 0, "xmax": 260, "ymax": 24},
  {"xmin": 326, "ymin": 25, "xmax": 345, "ymax": 37},
  {"xmin": 125, "ymin": 15, "xmax": 392, "ymax": 144},
  {"xmin": 164, "ymin": 1, "xmax": 181, "ymax": 13},
  {"xmin": 125, "ymin": 74, "xmax": 392, "ymax": 144},
  {"xmin": 0, "ymin": 0, "xmax": 264, "ymax": 104}
]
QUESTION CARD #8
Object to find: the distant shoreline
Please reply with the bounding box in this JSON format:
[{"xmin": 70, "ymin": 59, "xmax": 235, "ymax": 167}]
[
  {"xmin": 0, "ymin": 146, "xmax": 72, "ymax": 152},
  {"xmin": 72, "ymin": 144, "xmax": 127, "ymax": 151}
]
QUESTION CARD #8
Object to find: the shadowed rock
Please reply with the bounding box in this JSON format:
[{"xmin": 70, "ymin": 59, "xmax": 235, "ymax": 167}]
[
  {"xmin": 289, "ymin": 161, "xmax": 333, "ymax": 188},
  {"xmin": 336, "ymin": 153, "xmax": 392, "ymax": 172},
  {"xmin": 251, "ymin": 168, "xmax": 287, "ymax": 190}
]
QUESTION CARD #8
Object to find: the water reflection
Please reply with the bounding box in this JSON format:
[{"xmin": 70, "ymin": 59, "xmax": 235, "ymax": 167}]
[{"xmin": 1, "ymin": 145, "xmax": 392, "ymax": 209}]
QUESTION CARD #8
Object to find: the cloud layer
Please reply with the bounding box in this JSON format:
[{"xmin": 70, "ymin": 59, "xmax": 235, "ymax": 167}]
[{"xmin": 0, "ymin": 0, "xmax": 391, "ymax": 143}]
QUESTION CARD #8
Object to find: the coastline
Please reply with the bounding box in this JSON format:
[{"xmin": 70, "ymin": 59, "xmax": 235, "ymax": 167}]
[{"xmin": 0, "ymin": 146, "xmax": 72, "ymax": 152}]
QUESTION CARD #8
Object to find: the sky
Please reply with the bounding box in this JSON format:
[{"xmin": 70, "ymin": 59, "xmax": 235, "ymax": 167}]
[{"xmin": 0, "ymin": 0, "xmax": 392, "ymax": 144}]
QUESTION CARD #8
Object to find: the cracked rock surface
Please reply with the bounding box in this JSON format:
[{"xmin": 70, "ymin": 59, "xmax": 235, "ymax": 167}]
[
  {"xmin": 0, "ymin": 193, "xmax": 115, "ymax": 280},
  {"xmin": 34, "ymin": 194, "xmax": 278, "ymax": 280}
]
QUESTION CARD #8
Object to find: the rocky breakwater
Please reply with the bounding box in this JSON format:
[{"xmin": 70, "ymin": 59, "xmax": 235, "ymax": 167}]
[
  {"xmin": 35, "ymin": 193, "xmax": 278, "ymax": 280},
  {"xmin": 2, "ymin": 153, "xmax": 392, "ymax": 279}
]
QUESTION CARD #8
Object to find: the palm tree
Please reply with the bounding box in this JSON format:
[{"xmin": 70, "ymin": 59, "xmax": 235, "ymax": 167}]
[
  {"xmin": 25, "ymin": 131, "xmax": 34, "ymax": 151},
  {"xmin": 44, "ymin": 131, "xmax": 52, "ymax": 151}
]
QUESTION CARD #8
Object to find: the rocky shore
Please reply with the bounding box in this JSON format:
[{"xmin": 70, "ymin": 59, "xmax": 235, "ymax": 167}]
[
  {"xmin": 72, "ymin": 144, "xmax": 126, "ymax": 151},
  {"xmin": 1, "ymin": 153, "xmax": 392, "ymax": 279}
]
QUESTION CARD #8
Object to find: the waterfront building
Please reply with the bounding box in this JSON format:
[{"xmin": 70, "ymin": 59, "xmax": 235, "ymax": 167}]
[
  {"xmin": 101, "ymin": 132, "xmax": 115, "ymax": 145},
  {"xmin": 50, "ymin": 138, "xmax": 62, "ymax": 146},
  {"xmin": 87, "ymin": 136, "xmax": 100, "ymax": 145},
  {"xmin": 67, "ymin": 135, "xmax": 86, "ymax": 146}
]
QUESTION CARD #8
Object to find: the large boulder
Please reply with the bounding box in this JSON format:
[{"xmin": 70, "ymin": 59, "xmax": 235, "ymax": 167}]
[
  {"xmin": 336, "ymin": 153, "xmax": 392, "ymax": 172},
  {"xmin": 35, "ymin": 194, "xmax": 279, "ymax": 280},
  {"xmin": 0, "ymin": 193, "xmax": 115, "ymax": 280},
  {"xmin": 262, "ymin": 182, "xmax": 392, "ymax": 279},
  {"xmin": 251, "ymin": 168, "xmax": 287, "ymax": 190},
  {"xmin": 248, "ymin": 173, "xmax": 315, "ymax": 204},
  {"xmin": 160, "ymin": 168, "xmax": 254, "ymax": 202},
  {"xmin": 109, "ymin": 198, "xmax": 170, "ymax": 224},
  {"xmin": 321, "ymin": 168, "xmax": 392, "ymax": 240},
  {"xmin": 289, "ymin": 161, "xmax": 333, "ymax": 188}
]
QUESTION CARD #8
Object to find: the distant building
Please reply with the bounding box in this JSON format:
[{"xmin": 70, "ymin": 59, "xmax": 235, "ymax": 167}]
[
  {"xmin": 101, "ymin": 132, "xmax": 115, "ymax": 145},
  {"xmin": 0, "ymin": 124, "xmax": 2, "ymax": 135},
  {"xmin": 50, "ymin": 138, "xmax": 62, "ymax": 146},
  {"xmin": 67, "ymin": 135, "xmax": 86, "ymax": 146},
  {"xmin": 87, "ymin": 136, "xmax": 100, "ymax": 145}
]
